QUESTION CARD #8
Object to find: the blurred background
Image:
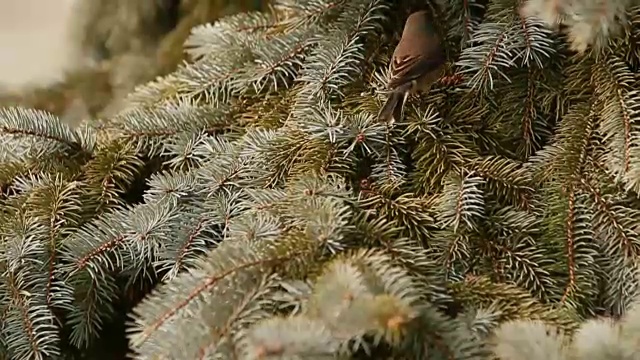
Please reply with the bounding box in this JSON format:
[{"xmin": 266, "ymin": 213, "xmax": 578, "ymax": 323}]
[
  {"xmin": 0, "ymin": 0, "xmax": 81, "ymax": 89},
  {"xmin": 0, "ymin": 0, "xmax": 267, "ymax": 126}
]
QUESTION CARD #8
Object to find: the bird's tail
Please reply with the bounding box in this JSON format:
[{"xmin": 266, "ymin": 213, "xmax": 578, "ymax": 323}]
[{"xmin": 377, "ymin": 90, "xmax": 408, "ymax": 123}]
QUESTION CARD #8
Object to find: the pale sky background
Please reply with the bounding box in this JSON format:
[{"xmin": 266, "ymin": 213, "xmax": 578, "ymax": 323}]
[{"xmin": 0, "ymin": 0, "xmax": 82, "ymax": 89}]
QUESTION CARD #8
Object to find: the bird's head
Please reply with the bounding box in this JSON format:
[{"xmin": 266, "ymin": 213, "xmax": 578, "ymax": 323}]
[{"xmin": 402, "ymin": 10, "xmax": 435, "ymax": 36}]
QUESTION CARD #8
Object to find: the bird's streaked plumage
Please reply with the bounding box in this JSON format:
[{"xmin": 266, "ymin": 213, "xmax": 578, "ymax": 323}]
[{"xmin": 377, "ymin": 10, "xmax": 446, "ymax": 123}]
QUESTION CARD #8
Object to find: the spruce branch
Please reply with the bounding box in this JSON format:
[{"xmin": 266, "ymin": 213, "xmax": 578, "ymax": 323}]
[
  {"xmin": 436, "ymin": 173, "xmax": 485, "ymax": 233},
  {"xmin": 295, "ymin": 31, "xmax": 365, "ymax": 103},
  {"xmin": 514, "ymin": 7, "xmax": 556, "ymax": 68},
  {"xmin": 163, "ymin": 47, "xmax": 252, "ymax": 106},
  {"xmin": 457, "ymin": 0, "xmax": 557, "ymax": 93},
  {"xmin": 457, "ymin": 16, "xmax": 518, "ymax": 93},
  {"xmin": 399, "ymin": 303, "xmax": 492, "ymax": 360},
  {"xmin": 428, "ymin": 228, "xmax": 474, "ymax": 282},
  {"xmin": 239, "ymin": 89, "xmax": 293, "ymax": 129},
  {"xmin": 5, "ymin": 0, "xmax": 640, "ymax": 358},
  {"xmin": 581, "ymin": 178, "xmax": 640, "ymax": 259},
  {"xmin": 294, "ymin": 0, "xmax": 388, "ymax": 108},
  {"xmin": 597, "ymin": 251, "xmax": 640, "ymax": 317},
  {"xmin": 358, "ymin": 191, "xmax": 436, "ymax": 242},
  {"xmin": 242, "ymin": 250, "xmax": 427, "ymax": 358},
  {"xmin": 540, "ymin": 185, "xmax": 600, "ymax": 314},
  {"xmin": 592, "ymin": 53, "xmax": 640, "ymax": 180},
  {"xmin": 128, "ymin": 231, "xmax": 318, "ymax": 358},
  {"xmin": 107, "ymin": 101, "xmax": 233, "ymax": 156},
  {"xmin": 520, "ymin": 0, "xmax": 635, "ymax": 53},
  {"xmin": 340, "ymin": 112, "xmax": 387, "ymax": 160},
  {"xmin": 0, "ymin": 216, "xmax": 63, "ymax": 360},
  {"xmin": 128, "ymin": 173, "xmax": 353, "ymax": 357},
  {"xmin": 492, "ymin": 320, "xmax": 569, "ymax": 360},
  {"xmin": 579, "ymin": 176, "xmax": 640, "ymax": 315},
  {"xmin": 470, "ymin": 156, "xmax": 534, "ymax": 210},
  {"xmin": 9, "ymin": 174, "xmax": 83, "ymax": 311},
  {"xmin": 494, "ymin": 66, "xmax": 557, "ymax": 159},
  {"xmin": 0, "ymin": 108, "xmax": 92, "ymax": 190},
  {"xmin": 370, "ymin": 138, "xmax": 408, "ymax": 194},
  {"xmin": 439, "ymin": 0, "xmax": 485, "ymax": 49},
  {"xmin": 242, "ymin": 315, "xmax": 339, "ymax": 359},
  {"xmin": 142, "ymin": 169, "xmax": 202, "ymax": 205},
  {"xmin": 482, "ymin": 206, "xmax": 555, "ymax": 300},
  {"xmin": 122, "ymin": 74, "xmax": 182, "ymax": 109},
  {"xmin": 0, "ymin": 107, "xmax": 88, "ymax": 154},
  {"xmin": 617, "ymin": 4, "xmax": 640, "ymax": 69},
  {"xmin": 235, "ymin": 28, "xmax": 316, "ymax": 95},
  {"xmin": 64, "ymin": 270, "xmax": 118, "ymax": 349},
  {"xmin": 404, "ymin": 106, "xmax": 480, "ymax": 194},
  {"xmin": 530, "ymin": 101, "xmax": 596, "ymax": 184},
  {"xmin": 493, "ymin": 284, "xmax": 640, "ymax": 360},
  {"xmin": 273, "ymin": 0, "xmax": 352, "ymax": 30},
  {"xmin": 450, "ymin": 275, "xmax": 579, "ymax": 331},
  {"xmin": 185, "ymin": 11, "xmax": 281, "ymax": 61},
  {"xmin": 81, "ymin": 138, "xmax": 146, "ymax": 212},
  {"xmin": 0, "ymin": 173, "xmax": 93, "ymax": 355},
  {"xmin": 161, "ymin": 131, "xmax": 210, "ymax": 171},
  {"xmin": 126, "ymin": 8, "xmax": 287, "ymax": 108}
]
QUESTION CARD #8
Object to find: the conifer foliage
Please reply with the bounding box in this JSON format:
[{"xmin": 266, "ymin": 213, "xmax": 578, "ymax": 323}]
[{"xmin": 1, "ymin": 0, "xmax": 640, "ymax": 359}]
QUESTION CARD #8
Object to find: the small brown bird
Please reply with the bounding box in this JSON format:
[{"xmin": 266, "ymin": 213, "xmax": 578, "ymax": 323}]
[{"xmin": 377, "ymin": 10, "xmax": 446, "ymax": 123}]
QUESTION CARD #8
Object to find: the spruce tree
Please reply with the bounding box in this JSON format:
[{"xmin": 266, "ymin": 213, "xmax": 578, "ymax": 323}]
[{"xmin": 1, "ymin": 0, "xmax": 640, "ymax": 359}]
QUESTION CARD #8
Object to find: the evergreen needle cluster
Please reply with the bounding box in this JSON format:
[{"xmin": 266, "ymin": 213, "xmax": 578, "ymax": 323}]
[{"xmin": 1, "ymin": 0, "xmax": 640, "ymax": 359}]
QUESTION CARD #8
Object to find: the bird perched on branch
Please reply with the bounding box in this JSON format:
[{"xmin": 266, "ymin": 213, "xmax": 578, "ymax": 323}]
[{"xmin": 377, "ymin": 10, "xmax": 446, "ymax": 123}]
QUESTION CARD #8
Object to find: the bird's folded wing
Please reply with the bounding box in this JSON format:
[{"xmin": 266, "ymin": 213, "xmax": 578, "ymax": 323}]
[{"xmin": 388, "ymin": 52, "xmax": 445, "ymax": 90}]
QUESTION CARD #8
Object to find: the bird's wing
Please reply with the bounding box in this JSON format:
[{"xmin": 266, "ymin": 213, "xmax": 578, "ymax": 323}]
[{"xmin": 387, "ymin": 51, "xmax": 445, "ymax": 90}]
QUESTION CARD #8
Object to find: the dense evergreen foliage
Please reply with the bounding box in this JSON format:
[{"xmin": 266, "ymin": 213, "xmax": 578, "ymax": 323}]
[{"xmin": 1, "ymin": 0, "xmax": 640, "ymax": 359}]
